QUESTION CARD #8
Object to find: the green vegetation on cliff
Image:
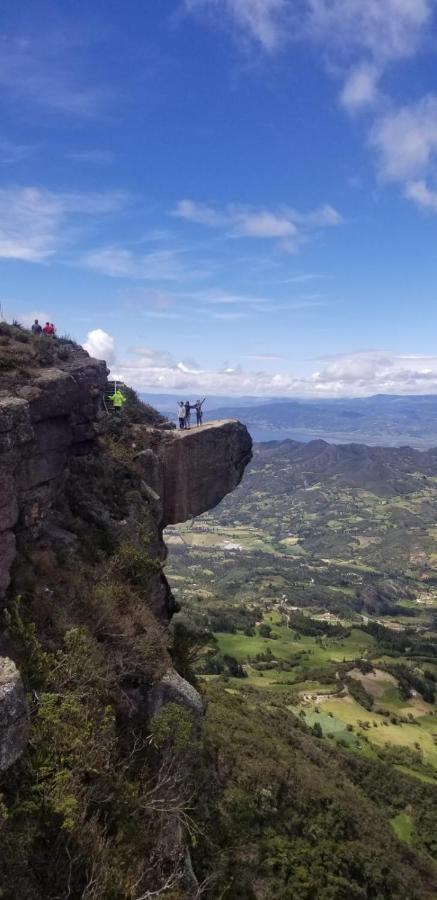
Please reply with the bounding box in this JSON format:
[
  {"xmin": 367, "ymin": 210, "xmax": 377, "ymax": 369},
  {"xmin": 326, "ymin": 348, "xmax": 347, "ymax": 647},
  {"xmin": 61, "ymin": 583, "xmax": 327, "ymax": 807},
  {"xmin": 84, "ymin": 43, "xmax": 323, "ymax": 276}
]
[
  {"xmin": 192, "ymin": 682, "xmax": 437, "ymax": 899},
  {"xmin": 0, "ymin": 354, "xmax": 194, "ymax": 899}
]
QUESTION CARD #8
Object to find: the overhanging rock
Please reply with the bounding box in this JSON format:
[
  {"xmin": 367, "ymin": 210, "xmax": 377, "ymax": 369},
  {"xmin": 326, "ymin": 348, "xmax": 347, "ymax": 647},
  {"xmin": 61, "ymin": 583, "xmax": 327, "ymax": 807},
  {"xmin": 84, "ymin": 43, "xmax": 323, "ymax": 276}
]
[{"xmin": 134, "ymin": 419, "xmax": 252, "ymax": 527}]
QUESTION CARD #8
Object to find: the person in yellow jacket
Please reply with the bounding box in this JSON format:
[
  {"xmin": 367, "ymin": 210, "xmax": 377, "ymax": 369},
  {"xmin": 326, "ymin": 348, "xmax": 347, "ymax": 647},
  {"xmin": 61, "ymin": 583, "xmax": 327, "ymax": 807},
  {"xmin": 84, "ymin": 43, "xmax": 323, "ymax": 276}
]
[{"xmin": 109, "ymin": 388, "xmax": 127, "ymax": 411}]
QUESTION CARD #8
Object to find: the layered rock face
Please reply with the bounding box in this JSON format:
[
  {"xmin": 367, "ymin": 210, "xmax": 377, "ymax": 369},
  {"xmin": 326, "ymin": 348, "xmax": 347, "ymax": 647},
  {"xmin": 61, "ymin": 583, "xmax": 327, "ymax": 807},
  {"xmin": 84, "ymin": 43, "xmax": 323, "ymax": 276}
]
[
  {"xmin": 0, "ymin": 330, "xmax": 252, "ymax": 777},
  {"xmin": 134, "ymin": 419, "xmax": 253, "ymax": 527},
  {"xmin": 0, "ymin": 347, "xmax": 107, "ymax": 597}
]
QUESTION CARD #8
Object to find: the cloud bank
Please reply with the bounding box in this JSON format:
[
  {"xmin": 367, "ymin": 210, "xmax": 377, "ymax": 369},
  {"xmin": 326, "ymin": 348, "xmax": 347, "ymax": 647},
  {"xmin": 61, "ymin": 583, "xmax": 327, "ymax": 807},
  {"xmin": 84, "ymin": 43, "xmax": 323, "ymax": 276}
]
[
  {"xmin": 172, "ymin": 199, "xmax": 342, "ymax": 251},
  {"xmin": 89, "ymin": 331, "xmax": 437, "ymax": 397}
]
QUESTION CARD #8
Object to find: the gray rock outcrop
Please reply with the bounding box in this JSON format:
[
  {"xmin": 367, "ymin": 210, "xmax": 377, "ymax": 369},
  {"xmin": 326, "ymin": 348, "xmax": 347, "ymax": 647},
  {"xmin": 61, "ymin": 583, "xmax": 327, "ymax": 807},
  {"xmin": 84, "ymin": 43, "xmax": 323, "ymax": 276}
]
[
  {"xmin": 147, "ymin": 668, "xmax": 204, "ymax": 721},
  {"xmin": 0, "ymin": 657, "xmax": 29, "ymax": 772},
  {"xmin": 0, "ymin": 351, "xmax": 107, "ymax": 596}
]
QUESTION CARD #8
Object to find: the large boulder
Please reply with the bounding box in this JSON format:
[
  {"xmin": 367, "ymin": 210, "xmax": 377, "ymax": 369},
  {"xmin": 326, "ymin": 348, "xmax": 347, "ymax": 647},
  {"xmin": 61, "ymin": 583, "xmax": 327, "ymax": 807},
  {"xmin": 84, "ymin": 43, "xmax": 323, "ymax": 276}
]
[{"xmin": 147, "ymin": 669, "xmax": 204, "ymax": 721}]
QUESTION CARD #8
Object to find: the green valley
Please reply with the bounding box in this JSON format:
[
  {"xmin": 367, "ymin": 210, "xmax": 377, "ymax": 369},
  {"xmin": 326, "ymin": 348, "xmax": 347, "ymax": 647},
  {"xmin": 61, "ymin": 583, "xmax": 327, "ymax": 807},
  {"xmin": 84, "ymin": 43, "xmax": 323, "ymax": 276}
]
[{"xmin": 165, "ymin": 439, "xmax": 437, "ymax": 896}]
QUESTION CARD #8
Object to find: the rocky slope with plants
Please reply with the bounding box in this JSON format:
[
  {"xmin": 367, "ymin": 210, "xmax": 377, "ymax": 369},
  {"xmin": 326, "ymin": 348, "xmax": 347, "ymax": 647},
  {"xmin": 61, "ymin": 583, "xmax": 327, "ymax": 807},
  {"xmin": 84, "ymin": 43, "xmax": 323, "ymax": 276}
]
[{"xmin": 0, "ymin": 323, "xmax": 252, "ymax": 899}]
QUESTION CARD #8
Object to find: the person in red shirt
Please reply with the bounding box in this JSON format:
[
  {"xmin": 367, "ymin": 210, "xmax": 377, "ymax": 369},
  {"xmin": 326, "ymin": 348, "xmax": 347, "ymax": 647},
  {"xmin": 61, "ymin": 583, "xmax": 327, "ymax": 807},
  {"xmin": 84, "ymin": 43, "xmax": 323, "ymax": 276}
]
[{"xmin": 43, "ymin": 322, "xmax": 51, "ymax": 334}]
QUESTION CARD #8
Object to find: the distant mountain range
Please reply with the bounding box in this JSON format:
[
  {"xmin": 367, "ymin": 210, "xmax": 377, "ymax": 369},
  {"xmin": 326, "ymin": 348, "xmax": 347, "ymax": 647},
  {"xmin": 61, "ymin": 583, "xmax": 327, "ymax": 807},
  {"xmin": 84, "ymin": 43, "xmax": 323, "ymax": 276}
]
[
  {"xmin": 198, "ymin": 394, "xmax": 437, "ymax": 447},
  {"xmin": 243, "ymin": 437, "xmax": 437, "ymax": 496},
  {"xmin": 139, "ymin": 392, "xmax": 266, "ymax": 413},
  {"xmin": 141, "ymin": 392, "xmax": 437, "ymax": 447}
]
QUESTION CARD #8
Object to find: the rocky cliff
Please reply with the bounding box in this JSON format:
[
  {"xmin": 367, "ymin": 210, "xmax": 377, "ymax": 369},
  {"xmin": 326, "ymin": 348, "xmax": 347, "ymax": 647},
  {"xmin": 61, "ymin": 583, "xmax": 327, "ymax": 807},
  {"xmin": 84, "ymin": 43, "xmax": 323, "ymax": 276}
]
[
  {"xmin": 0, "ymin": 339, "xmax": 107, "ymax": 597},
  {"xmin": 134, "ymin": 419, "xmax": 252, "ymax": 526},
  {"xmin": 0, "ymin": 324, "xmax": 251, "ymax": 899}
]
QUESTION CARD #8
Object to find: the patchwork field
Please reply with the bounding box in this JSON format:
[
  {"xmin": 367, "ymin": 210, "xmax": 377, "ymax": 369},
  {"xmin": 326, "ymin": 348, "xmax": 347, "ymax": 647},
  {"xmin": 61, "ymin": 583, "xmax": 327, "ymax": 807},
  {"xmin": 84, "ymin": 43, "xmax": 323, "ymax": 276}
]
[{"xmin": 167, "ymin": 440, "xmax": 437, "ymax": 782}]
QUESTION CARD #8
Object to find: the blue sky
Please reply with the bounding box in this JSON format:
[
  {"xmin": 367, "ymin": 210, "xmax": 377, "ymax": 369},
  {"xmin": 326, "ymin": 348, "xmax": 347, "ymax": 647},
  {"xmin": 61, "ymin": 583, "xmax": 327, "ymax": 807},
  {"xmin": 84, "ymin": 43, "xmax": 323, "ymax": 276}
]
[{"xmin": 3, "ymin": 0, "xmax": 437, "ymax": 396}]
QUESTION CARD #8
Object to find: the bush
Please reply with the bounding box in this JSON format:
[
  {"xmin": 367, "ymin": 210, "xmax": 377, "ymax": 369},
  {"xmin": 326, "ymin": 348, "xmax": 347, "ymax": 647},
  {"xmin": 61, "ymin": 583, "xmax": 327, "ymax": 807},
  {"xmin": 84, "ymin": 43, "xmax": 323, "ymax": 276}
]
[
  {"xmin": 346, "ymin": 676, "xmax": 374, "ymax": 711},
  {"xmin": 112, "ymin": 541, "xmax": 161, "ymax": 586},
  {"xmin": 149, "ymin": 703, "xmax": 194, "ymax": 751}
]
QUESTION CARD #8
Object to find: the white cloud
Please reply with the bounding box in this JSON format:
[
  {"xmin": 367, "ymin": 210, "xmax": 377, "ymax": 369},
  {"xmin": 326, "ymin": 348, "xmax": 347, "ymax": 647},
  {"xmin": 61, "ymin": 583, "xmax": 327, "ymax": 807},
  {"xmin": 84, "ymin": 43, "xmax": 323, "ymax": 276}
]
[
  {"xmin": 340, "ymin": 63, "xmax": 380, "ymax": 112},
  {"xmin": 0, "ymin": 186, "xmax": 126, "ymax": 263},
  {"xmin": 172, "ymin": 198, "xmax": 342, "ymax": 250},
  {"xmin": 186, "ymin": 0, "xmax": 437, "ymax": 211},
  {"xmin": 0, "ymin": 187, "xmax": 61, "ymax": 262},
  {"xmin": 405, "ymin": 179, "xmax": 437, "ymax": 211},
  {"xmin": 304, "ymin": 0, "xmax": 432, "ymax": 64},
  {"xmin": 99, "ymin": 335, "xmax": 437, "ymax": 397},
  {"xmin": 187, "ymin": 0, "xmax": 433, "ymax": 104},
  {"xmin": 177, "ymin": 359, "xmax": 202, "ymax": 373},
  {"xmin": 309, "ymin": 350, "xmax": 437, "ymax": 396},
  {"xmin": 0, "ymin": 33, "xmax": 111, "ymax": 118},
  {"xmin": 185, "ymin": 0, "xmax": 290, "ymax": 51},
  {"xmin": 292, "ymin": 204, "xmax": 343, "ymax": 227},
  {"xmin": 371, "ymin": 96, "xmax": 437, "ymax": 210},
  {"xmin": 172, "ymin": 198, "xmax": 227, "ymax": 226},
  {"xmin": 80, "ymin": 245, "xmax": 206, "ymax": 281},
  {"xmin": 236, "ymin": 211, "xmax": 297, "ymax": 238},
  {"xmin": 371, "ymin": 96, "xmax": 437, "ymax": 183},
  {"xmin": 84, "ymin": 329, "xmax": 116, "ymax": 364}
]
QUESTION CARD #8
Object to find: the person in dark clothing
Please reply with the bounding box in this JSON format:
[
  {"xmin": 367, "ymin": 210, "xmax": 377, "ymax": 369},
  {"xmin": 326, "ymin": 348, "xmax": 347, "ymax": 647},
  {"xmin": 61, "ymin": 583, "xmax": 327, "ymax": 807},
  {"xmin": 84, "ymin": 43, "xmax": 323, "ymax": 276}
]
[
  {"xmin": 31, "ymin": 319, "xmax": 42, "ymax": 335},
  {"xmin": 184, "ymin": 401, "xmax": 192, "ymax": 429},
  {"xmin": 194, "ymin": 398, "xmax": 206, "ymax": 426}
]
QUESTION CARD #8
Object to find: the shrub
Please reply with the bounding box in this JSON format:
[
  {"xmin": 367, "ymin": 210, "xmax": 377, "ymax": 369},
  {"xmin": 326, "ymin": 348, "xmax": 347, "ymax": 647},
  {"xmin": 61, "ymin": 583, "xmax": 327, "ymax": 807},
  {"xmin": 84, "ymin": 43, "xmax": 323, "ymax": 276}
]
[
  {"xmin": 346, "ymin": 676, "xmax": 374, "ymax": 711},
  {"xmin": 149, "ymin": 703, "xmax": 194, "ymax": 752},
  {"xmin": 111, "ymin": 541, "xmax": 161, "ymax": 586},
  {"xmin": 4, "ymin": 597, "xmax": 50, "ymax": 685}
]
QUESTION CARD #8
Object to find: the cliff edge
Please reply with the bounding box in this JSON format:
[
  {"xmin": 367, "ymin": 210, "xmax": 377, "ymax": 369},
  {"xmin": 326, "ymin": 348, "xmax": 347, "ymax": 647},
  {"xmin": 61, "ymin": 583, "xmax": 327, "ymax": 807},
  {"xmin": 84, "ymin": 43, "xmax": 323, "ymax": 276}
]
[{"xmin": 0, "ymin": 323, "xmax": 252, "ymax": 899}]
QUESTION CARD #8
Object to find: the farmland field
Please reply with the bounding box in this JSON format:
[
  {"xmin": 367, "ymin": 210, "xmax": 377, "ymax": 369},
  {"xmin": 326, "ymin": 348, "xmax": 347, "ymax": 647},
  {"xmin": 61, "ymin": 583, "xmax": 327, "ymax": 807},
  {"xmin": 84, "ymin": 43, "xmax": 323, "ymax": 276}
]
[{"xmin": 166, "ymin": 439, "xmax": 437, "ymax": 781}]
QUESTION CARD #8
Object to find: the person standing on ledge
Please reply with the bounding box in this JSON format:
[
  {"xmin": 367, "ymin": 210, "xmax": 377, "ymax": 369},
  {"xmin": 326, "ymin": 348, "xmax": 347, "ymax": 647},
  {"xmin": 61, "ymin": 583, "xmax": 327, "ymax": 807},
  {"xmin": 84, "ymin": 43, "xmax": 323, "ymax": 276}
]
[
  {"xmin": 184, "ymin": 400, "xmax": 192, "ymax": 429},
  {"xmin": 194, "ymin": 397, "xmax": 206, "ymax": 426},
  {"xmin": 177, "ymin": 401, "xmax": 186, "ymax": 429},
  {"xmin": 109, "ymin": 388, "xmax": 127, "ymax": 412},
  {"xmin": 31, "ymin": 319, "xmax": 42, "ymax": 335}
]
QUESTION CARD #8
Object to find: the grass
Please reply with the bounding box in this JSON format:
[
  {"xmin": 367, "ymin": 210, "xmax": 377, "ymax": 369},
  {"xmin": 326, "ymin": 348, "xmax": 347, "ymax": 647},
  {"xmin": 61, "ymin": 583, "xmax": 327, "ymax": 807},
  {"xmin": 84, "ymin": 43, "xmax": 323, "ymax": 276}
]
[
  {"xmin": 215, "ymin": 625, "xmax": 375, "ymax": 669},
  {"xmin": 320, "ymin": 696, "xmax": 437, "ymax": 768},
  {"xmin": 391, "ymin": 812, "xmax": 413, "ymax": 844},
  {"xmin": 395, "ymin": 764, "xmax": 437, "ymax": 784},
  {"xmin": 296, "ymin": 707, "xmax": 356, "ymax": 741}
]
